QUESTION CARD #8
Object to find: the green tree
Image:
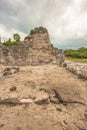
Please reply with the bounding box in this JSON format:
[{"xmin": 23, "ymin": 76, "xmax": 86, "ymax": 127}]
[
  {"xmin": 3, "ymin": 33, "xmax": 21, "ymax": 46},
  {"xmin": 64, "ymin": 47, "xmax": 87, "ymax": 58},
  {"xmin": 13, "ymin": 33, "xmax": 20, "ymax": 42}
]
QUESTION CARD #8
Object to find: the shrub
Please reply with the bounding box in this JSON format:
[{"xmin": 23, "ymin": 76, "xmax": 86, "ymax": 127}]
[
  {"xmin": 3, "ymin": 40, "xmax": 18, "ymax": 46},
  {"xmin": 30, "ymin": 29, "xmax": 35, "ymax": 35},
  {"xmin": 3, "ymin": 33, "xmax": 21, "ymax": 46},
  {"xmin": 3, "ymin": 38, "xmax": 12, "ymax": 46},
  {"xmin": 64, "ymin": 47, "xmax": 87, "ymax": 58}
]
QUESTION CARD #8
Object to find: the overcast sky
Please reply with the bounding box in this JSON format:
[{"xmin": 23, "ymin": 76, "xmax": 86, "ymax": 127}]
[{"xmin": 0, "ymin": 0, "xmax": 87, "ymax": 49}]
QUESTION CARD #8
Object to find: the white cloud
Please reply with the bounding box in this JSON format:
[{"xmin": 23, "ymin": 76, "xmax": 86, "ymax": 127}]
[
  {"xmin": 0, "ymin": 24, "xmax": 26, "ymax": 42},
  {"xmin": 0, "ymin": 0, "xmax": 87, "ymax": 48}
]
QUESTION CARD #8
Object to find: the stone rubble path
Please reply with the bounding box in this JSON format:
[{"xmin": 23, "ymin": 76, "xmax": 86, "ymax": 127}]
[{"xmin": 0, "ymin": 64, "xmax": 87, "ymax": 130}]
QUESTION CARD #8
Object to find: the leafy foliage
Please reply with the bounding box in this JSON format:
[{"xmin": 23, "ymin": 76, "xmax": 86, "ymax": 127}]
[
  {"xmin": 3, "ymin": 34, "xmax": 21, "ymax": 46},
  {"xmin": 30, "ymin": 29, "xmax": 35, "ymax": 35},
  {"xmin": 13, "ymin": 34, "xmax": 20, "ymax": 42},
  {"xmin": 64, "ymin": 47, "xmax": 87, "ymax": 58}
]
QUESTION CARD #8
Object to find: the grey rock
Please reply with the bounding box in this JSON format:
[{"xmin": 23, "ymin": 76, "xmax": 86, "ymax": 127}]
[
  {"xmin": 65, "ymin": 61, "xmax": 87, "ymax": 80},
  {"xmin": 34, "ymin": 96, "xmax": 50, "ymax": 105},
  {"xmin": 56, "ymin": 108, "xmax": 62, "ymax": 112},
  {"xmin": 0, "ymin": 98, "xmax": 20, "ymax": 105},
  {"xmin": 15, "ymin": 127, "xmax": 22, "ymax": 130},
  {"xmin": 3, "ymin": 67, "xmax": 19, "ymax": 76},
  {"xmin": 39, "ymin": 85, "xmax": 45, "ymax": 91}
]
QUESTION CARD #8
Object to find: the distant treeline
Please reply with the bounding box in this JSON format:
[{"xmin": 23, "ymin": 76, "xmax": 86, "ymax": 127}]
[{"xmin": 64, "ymin": 47, "xmax": 87, "ymax": 58}]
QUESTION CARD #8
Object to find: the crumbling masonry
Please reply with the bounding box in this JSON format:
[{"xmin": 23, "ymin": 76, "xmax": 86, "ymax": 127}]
[{"xmin": 0, "ymin": 27, "xmax": 64, "ymax": 66}]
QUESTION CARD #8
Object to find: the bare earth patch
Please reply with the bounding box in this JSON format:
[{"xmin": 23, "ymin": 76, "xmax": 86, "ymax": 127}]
[{"xmin": 0, "ymin": 65, "xmax": 87, "ymax": 130}]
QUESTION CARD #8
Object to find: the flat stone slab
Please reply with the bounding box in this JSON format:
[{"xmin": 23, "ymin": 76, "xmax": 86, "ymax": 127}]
[
  {"xmin": 34, "ymin": 95, "xmax": 50, "ymax": 105},
  {"xmin": 0, "ymin": 98, "xmax": 20, "ymax": 105},
  {"xmin": 20, "ymin": 99, "xmax": 33, "ymax": 104}
]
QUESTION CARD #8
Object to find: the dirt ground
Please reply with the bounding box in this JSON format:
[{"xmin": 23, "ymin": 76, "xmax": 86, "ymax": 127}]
[{"xmin": 0, "ymin": 65, "xmax": 87, "ymax": 130}]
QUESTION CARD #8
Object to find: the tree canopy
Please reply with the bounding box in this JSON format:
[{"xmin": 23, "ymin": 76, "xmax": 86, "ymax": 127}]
[
  {"xmin": 3, "ymin": 33, "xmax": 21, "ymax": 46},
  {"xmin": 64, "ymin": 47, "xmax": 87, "ymax": 58},
  {"xmin": 13, "ymin": 34, "xmax": 20, "ymax": 42}
]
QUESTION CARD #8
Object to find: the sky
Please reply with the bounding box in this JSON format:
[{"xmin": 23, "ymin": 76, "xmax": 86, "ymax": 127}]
[{"xmin": 0, "ymin": 0, "xmax": 87, "ymax": 49}]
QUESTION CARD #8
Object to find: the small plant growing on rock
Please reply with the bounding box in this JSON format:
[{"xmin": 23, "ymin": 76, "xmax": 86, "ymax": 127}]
[{"xmin": 30, "ymin": 29, "xmax": 35, "ymax": 35}]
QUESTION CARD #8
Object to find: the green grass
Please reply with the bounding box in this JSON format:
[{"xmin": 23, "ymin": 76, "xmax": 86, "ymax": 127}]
[{"xmin": 66, "ymin": 57, "xmax": 87, "ymax": 64}]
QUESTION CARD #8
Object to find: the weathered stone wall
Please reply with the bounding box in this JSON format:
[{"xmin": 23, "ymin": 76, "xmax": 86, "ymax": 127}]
[
  {"xmin": 0, "ymin": 27, "xmax": 65, "ymax": 66},
  {"xmin": 65, "ymin": 61, "xmax": 87, "ymax": 79}
]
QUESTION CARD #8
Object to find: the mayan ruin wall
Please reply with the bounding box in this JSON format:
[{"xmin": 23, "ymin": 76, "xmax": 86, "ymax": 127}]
[{"xmin": 0, "ymin": 27, "xmax": 65, "ymax": 66}]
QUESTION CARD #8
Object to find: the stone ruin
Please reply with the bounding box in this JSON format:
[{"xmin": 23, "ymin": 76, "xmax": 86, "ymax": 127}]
[{"xmin": 0, "ymin": 27, "xmax": 65, "ymax": 66}]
